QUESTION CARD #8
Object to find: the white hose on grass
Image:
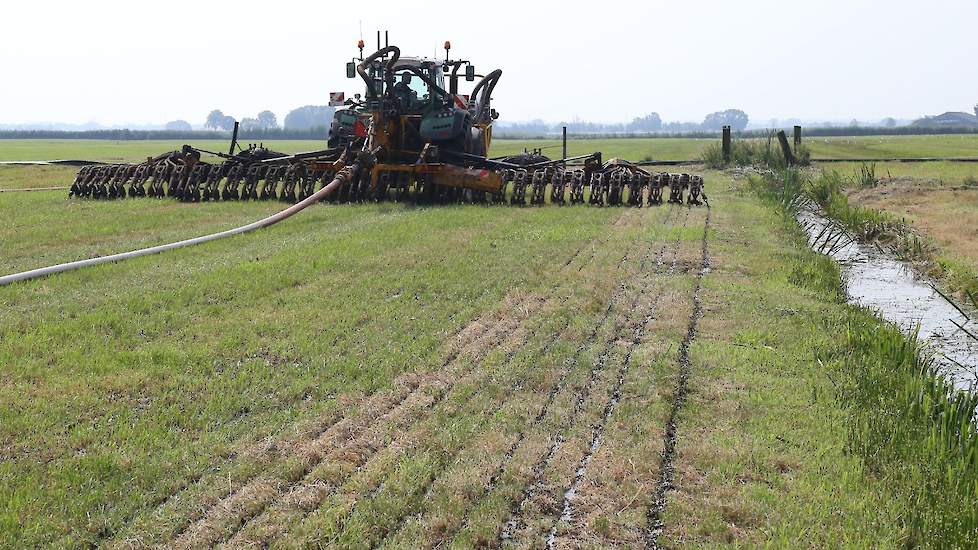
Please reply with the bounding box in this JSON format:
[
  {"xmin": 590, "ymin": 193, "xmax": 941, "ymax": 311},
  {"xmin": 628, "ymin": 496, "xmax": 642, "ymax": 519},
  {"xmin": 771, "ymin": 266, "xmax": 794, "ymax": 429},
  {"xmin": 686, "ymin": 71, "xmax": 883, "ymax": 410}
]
[
  {"xmin": 0, "ymin": 167, "xmax": 352, "ymax": 286},
  {"xmin": 0, "ymin": 186, "xmax": 70, "ymax": 192}
]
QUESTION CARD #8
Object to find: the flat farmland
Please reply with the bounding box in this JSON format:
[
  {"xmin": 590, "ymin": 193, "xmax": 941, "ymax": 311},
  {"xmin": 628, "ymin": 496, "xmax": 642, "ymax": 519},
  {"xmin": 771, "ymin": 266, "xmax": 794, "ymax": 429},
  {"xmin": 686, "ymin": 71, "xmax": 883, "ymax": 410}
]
[{"xmin": 2, "ymin": 136, "xmax": 967, "ymax": 547}]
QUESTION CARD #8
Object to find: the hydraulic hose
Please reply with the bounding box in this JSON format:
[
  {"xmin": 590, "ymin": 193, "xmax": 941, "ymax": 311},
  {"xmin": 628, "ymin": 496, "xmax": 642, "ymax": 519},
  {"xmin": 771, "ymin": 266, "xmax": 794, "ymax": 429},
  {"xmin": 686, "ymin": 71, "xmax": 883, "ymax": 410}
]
[
  {"xmin": 0, "ymin": 166, "xmax": 355, "ymax": 286},
  {"xmin": 357, "ymin": 46, "xmax": 400, "ymax": 98},
  {"xmin": 471, "ymin": 69, "xmax": 502, "ymax": 121}
]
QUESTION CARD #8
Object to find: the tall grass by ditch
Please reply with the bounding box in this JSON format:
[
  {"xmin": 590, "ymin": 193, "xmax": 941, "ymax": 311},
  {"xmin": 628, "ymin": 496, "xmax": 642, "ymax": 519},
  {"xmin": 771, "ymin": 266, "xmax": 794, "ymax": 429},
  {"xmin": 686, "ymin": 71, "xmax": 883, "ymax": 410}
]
[
  {"xmin": 840, "ymin": 320, "xmax": 978, "ymax": 548},
  {"xmin": 749, "ymin": 168, "xmax": 978, "ymax": 549},
  {"xmin": 808, "ymin": 169, "xmax": 975, "ymax": 287},
  {"xmin": 702, "ymin": 133, "xmax": 811, "ymax": 169}
]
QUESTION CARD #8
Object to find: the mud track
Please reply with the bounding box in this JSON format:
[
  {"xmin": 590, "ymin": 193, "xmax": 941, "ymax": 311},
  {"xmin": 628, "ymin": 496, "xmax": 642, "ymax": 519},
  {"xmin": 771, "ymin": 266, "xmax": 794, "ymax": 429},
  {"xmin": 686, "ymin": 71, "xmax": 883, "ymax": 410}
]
[
  {"xmin": 387, "ymin": 209, "xmax": 682, "ymax": 547},
  {"xmin": 486, "ymin": 207, "xmax": 687, "ymax": 547},
  {"xmin": 646, "ymin": 207, "xmax": 711, "ymax": 549}
]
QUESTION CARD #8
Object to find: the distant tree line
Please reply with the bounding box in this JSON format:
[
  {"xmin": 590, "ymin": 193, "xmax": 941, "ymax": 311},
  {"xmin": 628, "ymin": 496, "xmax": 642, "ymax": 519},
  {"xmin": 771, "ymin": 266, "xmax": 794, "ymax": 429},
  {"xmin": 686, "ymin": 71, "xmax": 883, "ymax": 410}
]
[
  {"xmin": 500, "ymin": 109, "xmax": 751, "ymax": 137},
  {"xmin": 0, "ymin": 127, "xmax": 332, "ymax": 140},
  {"xmin": 493, "ymin": 125, "xmax": 978, "ymax": 140},
  {"xmin": 195, "ymin": 106, "xmax": 335, "ymax": 132}
]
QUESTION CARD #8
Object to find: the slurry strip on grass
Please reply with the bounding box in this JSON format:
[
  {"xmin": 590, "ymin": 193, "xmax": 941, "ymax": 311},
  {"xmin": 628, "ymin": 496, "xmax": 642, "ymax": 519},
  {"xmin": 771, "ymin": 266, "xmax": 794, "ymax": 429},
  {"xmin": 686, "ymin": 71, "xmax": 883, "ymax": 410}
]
[
  {"xmin": 490, "ymin": 209, "xmax": 687, "ymax": 548},
  {"xmin": 263, "ymin": 211, "xmax": 655, "ymax": 548},
  {"xmin": 545, "ymin": 209, "xmax": 693, "ymax": 549},
  {"xmin": 115, "ymin": 232, "xmax": 599, "ymax": 547},
  {"xmin": 184, "ymin": 211, "xmax": 639, "ymax": 548},
  {"xmin": 376, "ymin": 211, "xmax": 674, "ymax": 548},
  {"xmin": 646, "ymin": 208, "xmax": 710, "ymax": 549}
]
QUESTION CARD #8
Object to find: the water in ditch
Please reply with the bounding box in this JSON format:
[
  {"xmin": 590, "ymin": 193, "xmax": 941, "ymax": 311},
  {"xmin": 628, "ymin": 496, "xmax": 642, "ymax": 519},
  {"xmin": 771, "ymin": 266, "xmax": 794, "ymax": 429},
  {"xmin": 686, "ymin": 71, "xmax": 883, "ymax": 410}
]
[{"xmin": 799, "ymin": 207, "xmax": 978, "ymax": 392}]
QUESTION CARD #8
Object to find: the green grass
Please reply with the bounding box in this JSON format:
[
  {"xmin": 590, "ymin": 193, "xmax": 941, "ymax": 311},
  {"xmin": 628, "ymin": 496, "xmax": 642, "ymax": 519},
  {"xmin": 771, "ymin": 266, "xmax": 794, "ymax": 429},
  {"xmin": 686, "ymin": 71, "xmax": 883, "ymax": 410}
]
[
  {"xmin": 708, "ymin": 169, "xmax": 978, "ymax": 548},
  {"xmin": 0, "ymin": 137, "xmax": 715, "ymax": 164},
  {"xmin": 3, "ymin": 136, "xmax": 978, "ymax": 547},
  {"xmin": 0, "ymin": 140, "xmax": 330, "ymax": 162},
  {"xmin": 825, "ymin": 160, "xmax": 978, "ymax": 185},
  {"xmin": 0, "ymin": 165, "xmax": 76, "ymax": 190},
  {"xmin": 806, "ymin": 134, "xmax": 978, "ymax": 159},
  {"xmin": 0, "ymin": 199, "xmax": 619, "ymax": 547},
  {"xmin": 2, "ymin": 134, "xmax": 977, "ymax": 167}
]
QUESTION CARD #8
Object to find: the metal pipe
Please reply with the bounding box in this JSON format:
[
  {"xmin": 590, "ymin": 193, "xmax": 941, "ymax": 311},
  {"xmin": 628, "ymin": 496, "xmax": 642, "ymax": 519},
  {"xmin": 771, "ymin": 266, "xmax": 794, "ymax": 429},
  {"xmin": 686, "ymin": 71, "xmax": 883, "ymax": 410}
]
[
  {"xmin": 0, "ymin": 166, "xmax": 355, "ymax": 286},
  {"xmin": 228, "ymin": 121, "xmax": 240, "ymax": 155}
]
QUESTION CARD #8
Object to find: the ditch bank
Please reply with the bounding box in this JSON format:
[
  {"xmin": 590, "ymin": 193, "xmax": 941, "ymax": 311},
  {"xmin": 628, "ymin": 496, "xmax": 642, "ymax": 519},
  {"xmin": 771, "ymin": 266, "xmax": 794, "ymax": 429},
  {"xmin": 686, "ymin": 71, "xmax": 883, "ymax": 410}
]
[{"xmin": 800, "ymin": 206, "xmax": 978, "ymax": 391}]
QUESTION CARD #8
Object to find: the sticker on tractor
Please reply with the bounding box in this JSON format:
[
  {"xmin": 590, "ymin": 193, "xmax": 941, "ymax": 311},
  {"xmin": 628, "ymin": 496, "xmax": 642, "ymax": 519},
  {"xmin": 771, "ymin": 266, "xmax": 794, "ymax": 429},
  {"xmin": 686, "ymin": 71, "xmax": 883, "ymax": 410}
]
[
  {"xmin": 329, "ymin": 92, "xmax": 346, "ymax": 107},
  {"xmin": 354, "ymin": 119, "xmax": 367, "ymax": 137}
]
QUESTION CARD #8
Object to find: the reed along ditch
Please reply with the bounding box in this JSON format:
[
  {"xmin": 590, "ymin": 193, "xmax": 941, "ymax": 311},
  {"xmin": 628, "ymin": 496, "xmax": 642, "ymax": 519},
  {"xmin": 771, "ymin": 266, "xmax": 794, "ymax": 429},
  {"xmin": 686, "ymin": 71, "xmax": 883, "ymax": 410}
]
[{"xmin": 800, "ymin": 207, "xmax": 978, "ymax": 391}]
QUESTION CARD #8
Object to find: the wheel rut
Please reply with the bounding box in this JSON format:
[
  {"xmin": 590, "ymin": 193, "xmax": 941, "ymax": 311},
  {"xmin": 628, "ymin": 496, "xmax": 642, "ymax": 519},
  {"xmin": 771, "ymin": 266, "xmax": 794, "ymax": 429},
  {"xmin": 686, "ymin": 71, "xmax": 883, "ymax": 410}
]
[
  {"xmin": 542, "ymin": 208, "xmax": 690, "ymax": 549},
  {"xmin": 645, "ymin": 207, "xmax": 711, "ymax": 549},
  {"xmin": 495, "ymin": 207, "xmax": 690, "ymax": 548},
  {"xmin": 375, "ymin": 209, "xmax": 676, "ymax": 548}
]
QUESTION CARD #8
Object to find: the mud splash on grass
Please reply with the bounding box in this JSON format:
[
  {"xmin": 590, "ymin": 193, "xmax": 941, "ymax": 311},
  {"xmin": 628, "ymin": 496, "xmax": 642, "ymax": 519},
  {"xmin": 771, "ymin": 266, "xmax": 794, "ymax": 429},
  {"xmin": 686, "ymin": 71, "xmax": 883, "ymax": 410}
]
[{"xmin": 800, "ymin": 208, "xmax": 978, "ymax": 391}]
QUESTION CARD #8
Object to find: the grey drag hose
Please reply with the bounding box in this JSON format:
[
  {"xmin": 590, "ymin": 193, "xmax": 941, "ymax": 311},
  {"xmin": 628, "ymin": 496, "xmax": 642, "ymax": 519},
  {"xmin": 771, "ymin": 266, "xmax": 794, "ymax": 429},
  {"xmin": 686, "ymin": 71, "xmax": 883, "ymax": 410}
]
[{"xmin": 0, "ymin": 166, "xmax": 355, "ymax": 286}]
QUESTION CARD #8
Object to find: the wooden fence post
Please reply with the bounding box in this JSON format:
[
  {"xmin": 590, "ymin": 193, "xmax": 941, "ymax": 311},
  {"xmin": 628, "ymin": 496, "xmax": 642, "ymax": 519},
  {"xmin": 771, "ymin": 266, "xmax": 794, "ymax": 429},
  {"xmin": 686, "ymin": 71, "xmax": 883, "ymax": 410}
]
[
  {"xmin": 722, "ymin": 125, "xmax": 731, "ymax": 163},
  {"xmin": 562, "ymin": 126, "xmax": 567, "ymax": 162},
  {"xmin": 776, "ymin": 130, "xmax": 796, "ymax": 166},
  {"xmin": 793, "ymin": 125, "xmax": 802, "ymax": 148}
]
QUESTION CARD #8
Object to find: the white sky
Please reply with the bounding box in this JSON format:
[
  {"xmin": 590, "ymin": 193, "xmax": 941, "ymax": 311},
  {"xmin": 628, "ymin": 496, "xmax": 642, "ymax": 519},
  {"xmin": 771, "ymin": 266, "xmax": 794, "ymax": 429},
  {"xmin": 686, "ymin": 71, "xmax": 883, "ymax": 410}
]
[{"xmin": 2, "ymin": 0, "xmax": 976, "ymax": 126}]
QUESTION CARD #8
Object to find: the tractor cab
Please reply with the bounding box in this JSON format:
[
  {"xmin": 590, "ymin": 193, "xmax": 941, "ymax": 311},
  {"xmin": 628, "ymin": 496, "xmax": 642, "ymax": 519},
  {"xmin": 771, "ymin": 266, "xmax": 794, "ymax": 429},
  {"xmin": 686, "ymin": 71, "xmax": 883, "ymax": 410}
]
[{"xmin": 329, "ymin": 41, "xmax": 500, "ymax": 159}]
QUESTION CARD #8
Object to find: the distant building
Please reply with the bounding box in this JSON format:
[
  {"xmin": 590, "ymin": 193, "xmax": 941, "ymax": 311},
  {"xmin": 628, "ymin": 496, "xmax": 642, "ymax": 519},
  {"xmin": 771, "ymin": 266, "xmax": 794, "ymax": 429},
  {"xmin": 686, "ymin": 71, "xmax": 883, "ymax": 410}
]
[{"xmin": 911, "ymin": 109, "xmax": 978, "ymax": 128}]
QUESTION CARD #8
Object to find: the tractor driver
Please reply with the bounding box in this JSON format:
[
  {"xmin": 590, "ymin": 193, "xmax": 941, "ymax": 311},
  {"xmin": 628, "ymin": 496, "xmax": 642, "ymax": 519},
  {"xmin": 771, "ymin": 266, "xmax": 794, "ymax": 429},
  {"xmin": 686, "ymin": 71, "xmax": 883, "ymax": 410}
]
[{"xmin": 392, "ymin": 73, "xmax": 418, "ymax": 110}]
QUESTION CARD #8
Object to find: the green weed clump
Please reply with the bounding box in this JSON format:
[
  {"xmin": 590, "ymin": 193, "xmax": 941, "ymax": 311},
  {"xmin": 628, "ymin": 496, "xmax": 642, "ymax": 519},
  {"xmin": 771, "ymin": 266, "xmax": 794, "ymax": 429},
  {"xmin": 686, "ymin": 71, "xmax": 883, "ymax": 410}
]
[
  {"xmin": 702, "ymin": 134, "xmax": 811, "ymax": 170},
  {"xmin": 809, "ymin": 170, "xmax": 914, "ymax": 244},
  {"xmin": 745, "ymin": 167, "xmax": 805, "ymax": 216},
  {"xmin": 858, "ymin": 162, "xmax": 878, "ymax": 188},
  {"xmin": 835, "ymin": 319, "xmax": 978, "ymax": 548}
]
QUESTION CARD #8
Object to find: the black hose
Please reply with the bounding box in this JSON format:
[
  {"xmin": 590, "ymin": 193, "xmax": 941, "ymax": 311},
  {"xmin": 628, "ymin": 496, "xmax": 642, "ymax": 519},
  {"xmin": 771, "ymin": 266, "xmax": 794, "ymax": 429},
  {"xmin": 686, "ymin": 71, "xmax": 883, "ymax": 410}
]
[
  {"xmin": 472, "ymin": 69, "xmax": 502, "ymax": 120},
  {"xmin": 357, "ymin": 46, "xmax": 401, "ymax": 98}
]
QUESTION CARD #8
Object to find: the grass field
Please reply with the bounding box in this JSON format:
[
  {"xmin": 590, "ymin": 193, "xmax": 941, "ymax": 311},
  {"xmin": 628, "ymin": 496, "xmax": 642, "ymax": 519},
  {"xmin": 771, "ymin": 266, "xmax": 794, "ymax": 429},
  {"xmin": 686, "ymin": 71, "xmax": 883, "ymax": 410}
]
[
  {"xmin": 0, "ymin": 138, "xmax": 715, "ymax": 164},
  {"xmin": 0, "ymin": 136, "xmax": 974, "ymax": 547},
  {"xmin": 807, "ymin": 134, "xmax": 978, "ymax": 159},
  {"xmin": 3, "ymin": 134, "xmax": 978, "ymax": 166}
]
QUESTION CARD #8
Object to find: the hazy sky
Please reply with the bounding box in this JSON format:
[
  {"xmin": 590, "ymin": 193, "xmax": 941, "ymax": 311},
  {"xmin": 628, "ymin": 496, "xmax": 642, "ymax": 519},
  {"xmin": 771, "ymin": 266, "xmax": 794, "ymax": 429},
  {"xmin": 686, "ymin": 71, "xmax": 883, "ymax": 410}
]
[{"xmin": 3, "ymin": 0, "xmax": 976, "ymax": 126}]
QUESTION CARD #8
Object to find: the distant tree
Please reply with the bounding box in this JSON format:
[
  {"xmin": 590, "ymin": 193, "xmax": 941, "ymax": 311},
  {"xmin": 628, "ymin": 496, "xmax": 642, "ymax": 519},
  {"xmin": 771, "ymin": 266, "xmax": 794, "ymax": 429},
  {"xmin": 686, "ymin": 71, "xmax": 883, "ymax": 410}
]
[
  {"xmin": 205, "ymin": 110, "xmax": 225, "ymax": 130},
  {"xmin": 165, "ymin": 120, "xmax": 192, "ymax": 131},
  {"xmin": 257, "ymin": 110, "xmax": 278, "ymax": 129},
  {"xmin": 204, "ymin": 109, "xmax": 236, "ymax": 131},
  {"xmin": 240, "ymin": 117, "xmax": 261, "ymax": 131},
  {"xmin": 283, "ymin": 105, "xmax": 336, "ymax": 130},
  {"xmin": 850, "ymin": 119, "xmax": 860, "ymax": 127},
  {"xmin": 626, "ymin": 113, "xmax": 662, "ymax": 132},
  {"xmin": 882, "ymin": 117, "xmax": 897, "ymax": 128},
  {"xmin": 702, "ymin": 109, "xmax": 749, "ymax": 131}
]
